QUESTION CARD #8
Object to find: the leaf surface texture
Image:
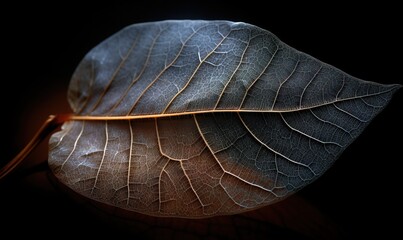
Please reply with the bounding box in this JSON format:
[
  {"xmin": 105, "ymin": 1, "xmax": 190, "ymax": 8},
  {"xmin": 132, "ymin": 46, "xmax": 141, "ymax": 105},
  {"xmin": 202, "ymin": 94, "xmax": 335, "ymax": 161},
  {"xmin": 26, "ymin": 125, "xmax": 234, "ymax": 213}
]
[{"xmin": 49, "ymin": 20, "xmax": 400, "ymax": 218}]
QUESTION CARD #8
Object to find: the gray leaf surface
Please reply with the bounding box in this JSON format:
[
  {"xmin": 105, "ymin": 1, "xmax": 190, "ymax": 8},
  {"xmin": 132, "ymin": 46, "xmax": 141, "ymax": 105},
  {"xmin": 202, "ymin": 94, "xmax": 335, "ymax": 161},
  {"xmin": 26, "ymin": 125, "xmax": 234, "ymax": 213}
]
[{"xmin": 49, "ymin": 20, "xmax": 400, "ymax": 218}]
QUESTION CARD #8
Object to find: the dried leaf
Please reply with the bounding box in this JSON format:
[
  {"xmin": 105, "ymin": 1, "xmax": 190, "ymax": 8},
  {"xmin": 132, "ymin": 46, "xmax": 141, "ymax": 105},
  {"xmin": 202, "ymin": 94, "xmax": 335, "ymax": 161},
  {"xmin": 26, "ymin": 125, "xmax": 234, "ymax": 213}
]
[{"xmin": 48, "ymin": 20, "xmax": 400, "ymax": 218}]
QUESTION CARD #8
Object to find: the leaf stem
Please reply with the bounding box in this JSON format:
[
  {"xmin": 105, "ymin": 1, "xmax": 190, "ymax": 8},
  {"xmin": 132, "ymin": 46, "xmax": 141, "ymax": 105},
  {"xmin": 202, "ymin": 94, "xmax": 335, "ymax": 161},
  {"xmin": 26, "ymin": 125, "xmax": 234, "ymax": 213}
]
[{"xmin": 0, "ymin": 114, "xmax": 71, "ymax": 181}]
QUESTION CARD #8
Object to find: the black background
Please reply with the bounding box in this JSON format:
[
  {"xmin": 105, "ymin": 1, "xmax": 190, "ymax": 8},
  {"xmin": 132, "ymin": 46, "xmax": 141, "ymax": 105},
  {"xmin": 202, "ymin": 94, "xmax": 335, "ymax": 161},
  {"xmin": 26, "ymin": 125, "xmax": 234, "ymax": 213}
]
[{"xmin": 1, "ymin": 1, "xmax": 402, "ymax": 239}]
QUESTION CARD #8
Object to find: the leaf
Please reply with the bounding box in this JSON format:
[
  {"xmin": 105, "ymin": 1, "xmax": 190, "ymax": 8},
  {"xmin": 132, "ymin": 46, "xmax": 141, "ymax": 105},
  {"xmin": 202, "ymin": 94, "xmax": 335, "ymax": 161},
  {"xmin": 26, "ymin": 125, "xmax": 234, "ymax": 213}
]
[{"xmin": 48, "ymin": 20, "xmax": 401, "ymax": 218}]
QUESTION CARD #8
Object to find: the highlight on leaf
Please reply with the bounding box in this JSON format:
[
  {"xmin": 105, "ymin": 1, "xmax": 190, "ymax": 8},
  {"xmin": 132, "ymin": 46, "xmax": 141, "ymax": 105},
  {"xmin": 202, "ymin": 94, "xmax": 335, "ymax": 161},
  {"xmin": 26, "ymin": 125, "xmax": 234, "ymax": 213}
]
[{"xmin": 2, "ymin": 20, "xmax": 400, "ymax": 219}]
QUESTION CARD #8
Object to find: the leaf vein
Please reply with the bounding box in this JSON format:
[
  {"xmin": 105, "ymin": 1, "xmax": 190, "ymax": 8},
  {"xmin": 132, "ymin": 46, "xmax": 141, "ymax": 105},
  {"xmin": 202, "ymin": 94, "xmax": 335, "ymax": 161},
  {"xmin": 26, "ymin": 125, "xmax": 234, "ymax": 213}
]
[
  {"xmin": 299, "ymin": 65, "xmax": 323, "ymax": 109},
  {"xmin": 237, "ymin": 113, "xmax": 313, "ymax": 171},
  {"xmin": 91, "ymin": 121, "xmax": 108, "ymax": 194},
  {"xmin": 280, "ymin": 113, "xmax": 344, "ymax": 147},
  {"xmin": 90, "ymin": 35, "xmax": 140, "ymax": 113},
  {"xmin": 239, "ymin": 44, "xmax": 279, "ymax": 110},
  {"xmin": 60, "ymin": 121, "xmax": 85, "ymax": 172},
  {"xmin": 162, "ymin": 29, "xmax": 232, "ymax": 113},
  {"xmin": 127, "ymin": 24, "xmax": 211, "ymax": 115}
]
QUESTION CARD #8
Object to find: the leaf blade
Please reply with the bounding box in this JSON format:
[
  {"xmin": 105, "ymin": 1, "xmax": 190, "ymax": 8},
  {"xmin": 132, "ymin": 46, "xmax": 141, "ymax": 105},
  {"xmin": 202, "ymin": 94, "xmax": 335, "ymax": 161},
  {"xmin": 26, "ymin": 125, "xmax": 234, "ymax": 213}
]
[{"xmin": 49, "ymin": 20, "xmax": 401, "ymax": 218}]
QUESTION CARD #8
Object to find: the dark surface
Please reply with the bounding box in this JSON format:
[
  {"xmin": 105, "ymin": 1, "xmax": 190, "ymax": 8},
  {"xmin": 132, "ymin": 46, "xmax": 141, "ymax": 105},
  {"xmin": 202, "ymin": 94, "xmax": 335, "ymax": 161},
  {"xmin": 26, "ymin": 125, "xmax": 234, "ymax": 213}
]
[{"xmin": 1, "ymin": 2, "xmax": 402, "ymax": 239}]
